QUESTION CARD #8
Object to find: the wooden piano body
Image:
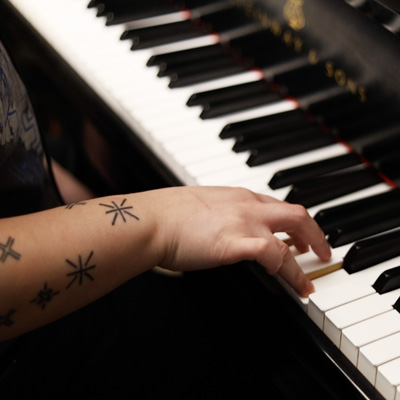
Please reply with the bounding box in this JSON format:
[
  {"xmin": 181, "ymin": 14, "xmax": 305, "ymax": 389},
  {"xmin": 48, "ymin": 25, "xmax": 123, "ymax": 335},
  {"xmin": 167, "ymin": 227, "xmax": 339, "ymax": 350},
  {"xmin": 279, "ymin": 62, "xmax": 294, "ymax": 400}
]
[{"xmin": 1, "ymin": 1, "xmax": 400, "ymax": 398}]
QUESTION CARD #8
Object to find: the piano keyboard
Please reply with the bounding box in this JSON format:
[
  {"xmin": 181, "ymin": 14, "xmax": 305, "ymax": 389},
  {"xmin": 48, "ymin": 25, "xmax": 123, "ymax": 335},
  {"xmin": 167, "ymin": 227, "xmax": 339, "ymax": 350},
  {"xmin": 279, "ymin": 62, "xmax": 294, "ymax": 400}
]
[{"xmin": 6, "ymin": 0, "xmax": 400, "ymax": 398}]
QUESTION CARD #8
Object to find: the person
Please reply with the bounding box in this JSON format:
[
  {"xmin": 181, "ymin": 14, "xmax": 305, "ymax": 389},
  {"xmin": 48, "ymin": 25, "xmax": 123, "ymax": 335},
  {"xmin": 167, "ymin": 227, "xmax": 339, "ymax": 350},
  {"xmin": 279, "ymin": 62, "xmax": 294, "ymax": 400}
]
[{"xmin": 0, "ymin": 39, "xmax": 331, "ymax": 398}]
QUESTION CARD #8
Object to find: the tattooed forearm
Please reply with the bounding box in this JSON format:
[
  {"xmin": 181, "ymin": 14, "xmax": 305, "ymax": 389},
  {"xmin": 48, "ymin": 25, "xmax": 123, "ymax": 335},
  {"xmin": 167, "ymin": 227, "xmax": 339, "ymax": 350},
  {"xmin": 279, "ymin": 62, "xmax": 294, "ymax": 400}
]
[
  {"xmin": 0, "ymin": 309, "xmax": 16, "ymax": 327},
  {"xmin": 31, "ymin": 283, "xmax": 60, "ymax": 309},
  {"xmin": 0, "ymin": 237, "xmax": 21, "ymax": 263},
  {"xmin": 99, "ymin": 199, "xmax": 139, "ymax": 225},
  {"xmin": 66, "ymin": 251, "xmax": 96, "ymax": 289}
]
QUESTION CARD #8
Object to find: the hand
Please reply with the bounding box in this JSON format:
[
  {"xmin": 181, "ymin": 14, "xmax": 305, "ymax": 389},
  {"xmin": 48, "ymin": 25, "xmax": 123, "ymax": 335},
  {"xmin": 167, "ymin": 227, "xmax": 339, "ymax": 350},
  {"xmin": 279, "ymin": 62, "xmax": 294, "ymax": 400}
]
[{"xmin": 151, "ymin": 186, "xmax": 331, "ymax": 297}]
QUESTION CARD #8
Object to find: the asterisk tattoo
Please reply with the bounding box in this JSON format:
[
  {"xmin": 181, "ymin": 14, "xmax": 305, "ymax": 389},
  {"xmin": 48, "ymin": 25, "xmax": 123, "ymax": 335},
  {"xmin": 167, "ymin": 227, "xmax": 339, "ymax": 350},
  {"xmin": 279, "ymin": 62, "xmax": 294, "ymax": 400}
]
[
  {"xmin": 0, "ymin": 237, "xmax": 21, "ymax": 263},
  {"xmin": 65, "ymin": 201, "xmax": 87, "ymax": 209},
  {"xmin": 31, "ymin": 283, "xmax": 60, "ymax": 309},
  {"xmin": 99, "ymin": 199, "xmax": 139, "ymax": 225},
  {"xmin": 66, "ymin": 251, "xmax": 96, "ymax": 289},
  {"xmin": 0, "ymin": 309, "xmax": 16, "ymax": 327}
]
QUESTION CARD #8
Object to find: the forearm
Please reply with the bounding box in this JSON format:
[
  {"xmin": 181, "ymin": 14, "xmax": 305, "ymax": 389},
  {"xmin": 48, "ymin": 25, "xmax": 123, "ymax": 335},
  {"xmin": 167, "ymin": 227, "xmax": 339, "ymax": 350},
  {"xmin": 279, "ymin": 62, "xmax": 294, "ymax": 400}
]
[
  {"xmin": 0, "ymin": 192, "xmax": 158, "ymax": 342},
  {"xmin": 0, "ymin": 186, "xmax": 331, "ymax": 342}
]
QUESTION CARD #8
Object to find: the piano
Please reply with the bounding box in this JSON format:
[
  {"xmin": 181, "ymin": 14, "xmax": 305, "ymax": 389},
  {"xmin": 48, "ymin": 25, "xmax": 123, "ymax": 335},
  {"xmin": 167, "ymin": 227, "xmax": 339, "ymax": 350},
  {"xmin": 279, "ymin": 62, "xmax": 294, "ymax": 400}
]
[{"xmin": 1, "ymin": 0, "xmax": 400, "ymax": 398}]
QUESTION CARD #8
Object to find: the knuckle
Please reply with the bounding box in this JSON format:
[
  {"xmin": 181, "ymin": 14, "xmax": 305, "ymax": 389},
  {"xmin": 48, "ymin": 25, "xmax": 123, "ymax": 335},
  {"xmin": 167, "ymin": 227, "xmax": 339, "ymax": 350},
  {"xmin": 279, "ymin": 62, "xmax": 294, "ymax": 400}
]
[
  {"xmin": 233, "ymin": 186, "xmax": 256, "ymax": 200},
  {"xmin": 259, "ymin": 238, "xmax": 290, "ymax": 275},
  {"xmin": 290, "ymin": 203, "xmax": 309, "ymax": 223}
]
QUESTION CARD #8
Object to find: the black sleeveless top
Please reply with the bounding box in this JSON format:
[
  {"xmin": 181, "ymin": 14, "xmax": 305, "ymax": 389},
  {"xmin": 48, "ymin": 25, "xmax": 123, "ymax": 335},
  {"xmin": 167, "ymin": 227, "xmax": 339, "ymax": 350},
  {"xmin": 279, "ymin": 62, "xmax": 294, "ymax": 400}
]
[
  {"xmin": 0, "ymin": 41, "xmax": 62, "ymax": 218},
  {"xmin": 0, "ymin": 41, "xmax": 62, "ymax": 358}
]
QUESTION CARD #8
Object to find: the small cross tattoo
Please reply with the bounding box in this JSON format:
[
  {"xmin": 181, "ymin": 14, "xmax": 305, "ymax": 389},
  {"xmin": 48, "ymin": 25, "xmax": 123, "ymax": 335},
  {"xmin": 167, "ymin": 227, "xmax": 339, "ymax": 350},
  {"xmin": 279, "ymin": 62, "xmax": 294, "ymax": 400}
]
[{"xmin": 0, "ymin": 237, "xmax": 21, "ymax": 263}]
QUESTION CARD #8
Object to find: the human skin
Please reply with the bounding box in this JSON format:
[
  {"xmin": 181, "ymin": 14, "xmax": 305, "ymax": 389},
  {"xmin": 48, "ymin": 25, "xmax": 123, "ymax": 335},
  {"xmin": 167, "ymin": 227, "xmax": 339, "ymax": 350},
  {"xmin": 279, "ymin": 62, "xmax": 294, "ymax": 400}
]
[{"xmin": 0, "ymin": 185, "xmax": 330, "ymax": 342}]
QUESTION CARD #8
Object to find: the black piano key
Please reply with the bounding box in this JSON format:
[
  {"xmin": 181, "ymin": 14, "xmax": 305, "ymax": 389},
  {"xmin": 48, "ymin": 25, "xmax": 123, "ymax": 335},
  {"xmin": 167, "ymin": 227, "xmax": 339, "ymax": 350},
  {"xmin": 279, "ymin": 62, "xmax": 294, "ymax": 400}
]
[
  {"xmin": 346, "ymin": 119, "xmax": 400, "ymax": 153},
  {"xmin": 105, "ymin": 2, "xmax": 179, "ymax": 25},
  {"xmin": 158, "ymin": 52, "xmax": 238, "ymax": 77},
  {"xmin": 343, "ymin": 228, "xmax": 400, "ymax": 274},
  {"xmin": 187, "ymin": 79, "xmax": 270, "ymax": 107},
  {"xmin": 246, "ymin": 130, "xmax": 336, "ymax": 167},
  {"xmin": 169, "ymin": 62, "xmax": 247, "ymax": 88},
  {"xmin": 285, "ymin": 166, "xmax": 383, "ymax": 208},
  {"xmin": 272, "ymin": 62, "xmax": 333, "ymax": 96},
  {"xmin": 269, "ymin": 152, "xmax": 362, "ymax": 189},
  {"xmin": 314, "ymin": 189, "xmax": 400, "ymax": 233},
  {"xmin": 233, "ymin": 123, "xmax": 320, "ymax": 153},
  {"xmin": 230, "ymin": 30, "xmax": 288, "ymax": 59},
  {"xmin": 328, "ymin": 207, "xmax": 400, "ymax": 248},
  {"xmin": 373, "ymin": 266, "xmax": 400, "ymax": 294},
  {"xmin": 362, "ymin": 133, "xmax": 400, "ymax": 161},
  {"xmin": 200, "ymin": 91, "xmax": 282, "ymax": 119},
  {"xmin": 198, "ymin": 7, "xmax": 255, "ymax": 33},
  {"xmin": 147, "ymin": 44, "xmax": 223, "ymax": 67},
  {"xmin": 122, "ymin": 6, "xmax": 253, "ymax": 49},
  {"xmin": 373, "ymin": 151, "xmax": 400, "ymax": 185},
  {"xmin": 394, "ymin": 297, "xmax": 400, "ymax": 313},
  {"xmin": 94, "ymin": 0, "xmax": 156, "ymax": 14},
  {"xmin": 295, "ymin": 85, "xmax": 350, "ymax": 114},
  {"xmin": 183, "ymin": 0, "xmax": 220, "ymax": 7},
  {"xmin": 307, "ymin": 91, "xmax": 359, "ymax": 116},
  {"xmin": 232, "ymin": 116, "xmax": 316, "ymax": 141},
  {"xmin": 219, "ymin": 109, "xmax": 306, "ymax": 139},
  {"xmin": 121, "ymin": 20, "xmax": 209, "ymax": 50},
  {"xmin": 331, "ymin": 106, "xmax": 398, "ymax": 139}
]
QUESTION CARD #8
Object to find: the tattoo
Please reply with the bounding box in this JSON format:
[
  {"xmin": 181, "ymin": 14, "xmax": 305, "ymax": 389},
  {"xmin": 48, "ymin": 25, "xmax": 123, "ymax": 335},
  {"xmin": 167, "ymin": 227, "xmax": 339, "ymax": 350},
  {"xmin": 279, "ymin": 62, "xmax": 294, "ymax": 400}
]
[
  {"xmin": 31, "ymin": 283, "xmax": 60, "ymax": 309},
  {"xmin": 99, "ymin": 199, "xmax": 139, "ymax": 226},
  {"xmin": 0, "ymin": 237, "xmax": 21, "ymax": 263},
  {"xmin": 65, "ymin": 201, "xmax": 87, "ymax": 209},
  {"xmin": 66, "ymin": 251, "xmax": 96, "ymax": 289},
  {"xmin": 0, "ymin": 309, "xmax": 15, "ymax": 327}
]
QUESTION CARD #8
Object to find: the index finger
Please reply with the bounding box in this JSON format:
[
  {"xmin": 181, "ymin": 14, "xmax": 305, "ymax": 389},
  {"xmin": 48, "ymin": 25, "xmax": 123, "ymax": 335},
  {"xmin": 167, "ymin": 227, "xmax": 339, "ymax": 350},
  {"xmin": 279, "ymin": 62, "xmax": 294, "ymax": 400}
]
[{"xmin": 262, "ymin": 202, "xmax": 331, "ymax": 261}]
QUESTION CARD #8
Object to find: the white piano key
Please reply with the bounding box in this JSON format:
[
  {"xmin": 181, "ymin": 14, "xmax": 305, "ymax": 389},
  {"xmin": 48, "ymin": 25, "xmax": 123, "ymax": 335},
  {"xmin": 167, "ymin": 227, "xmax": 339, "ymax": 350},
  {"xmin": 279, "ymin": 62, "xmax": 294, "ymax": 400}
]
[
  {"xmin": 307, "ymin": 257, "xmax": 400, "ymax": 329},
  {"xmin": 358, "ymin": 331, "xmax": 400, "ymax": 385},
  {"xmin": 376, "ymin": 357, "xmax": 400, "ymax": 400},
  {"xmin": 341, "ymin": 309, "xmax": 400, "ymax": 366},
  {"xmin": 324, "ymin": 288, "xmax": 400, "ymax": 347}
]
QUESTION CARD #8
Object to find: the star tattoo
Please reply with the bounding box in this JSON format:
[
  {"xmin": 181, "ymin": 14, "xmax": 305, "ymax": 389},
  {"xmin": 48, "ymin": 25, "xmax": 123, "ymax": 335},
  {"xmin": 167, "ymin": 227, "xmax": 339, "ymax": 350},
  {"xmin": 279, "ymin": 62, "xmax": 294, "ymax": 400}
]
[
  {"xmin": 31, "ymin": 283, "xmax": 60, "ymax": 309},
  {"xmin": 0, "ymin": 309, "xmax": 16, "ymax": 327},
  {"xmin": 99, "ymin": 199, "xmax": 139, "ymax": 225},
  {"xmin": 66, "ymin": 251, "xmax": 96, "ymax": 289},
  {"xmin": 0, "ymin": 237, "xmax": 21, "ymax": 263}
]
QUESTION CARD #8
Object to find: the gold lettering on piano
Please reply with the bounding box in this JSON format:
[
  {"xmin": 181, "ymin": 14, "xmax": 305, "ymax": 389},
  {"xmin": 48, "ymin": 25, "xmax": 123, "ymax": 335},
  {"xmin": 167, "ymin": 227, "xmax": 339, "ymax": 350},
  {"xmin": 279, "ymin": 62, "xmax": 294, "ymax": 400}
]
[
  {"xmin": 230, "ymin": 0, "xmax": 367, "ymax": 102},
  {"xmin": 283, "ymin": 0, "xmax": 305, "ymax": 31},
  {"xmin": 282, "ymin": 29, "xmax": 293, "ymax": 46},
  {"xmin": 282, "ymin": 30, "xmax": 303, "ymax": 53},
  {"xmin": 325, "ymin": 61, "xmax": 367, "ymax": 102},
  {"xmin": 271, "ymin": 21, "xmax": 283, "ymax": 37},
  {"xmin": 308, "ymin": 49, "xmax": 319, "ymax": 64},
  {"xmin": 293, "ymin": 37, "xmax": 303, "ymax": 53},
  {"xmin": 334, "ymin": 69, "xmax": 347, "ymax": 86},
  {"xmin": 243, "ymin": 0, "xmax": 254, "ymax": 17},
  {"xmin": 256, "ymin": 10, "xmax": 271, "ymax": 28}
]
